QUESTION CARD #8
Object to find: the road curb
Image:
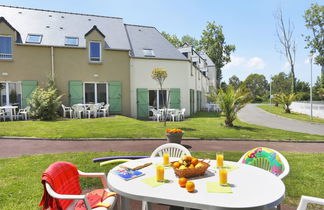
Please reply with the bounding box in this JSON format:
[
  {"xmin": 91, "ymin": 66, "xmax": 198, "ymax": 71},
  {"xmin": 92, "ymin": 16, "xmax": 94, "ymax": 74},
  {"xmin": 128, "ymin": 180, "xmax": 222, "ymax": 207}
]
[{"xmin": 0, "ymin": 136, "xmax": 323, "ymax": 143}]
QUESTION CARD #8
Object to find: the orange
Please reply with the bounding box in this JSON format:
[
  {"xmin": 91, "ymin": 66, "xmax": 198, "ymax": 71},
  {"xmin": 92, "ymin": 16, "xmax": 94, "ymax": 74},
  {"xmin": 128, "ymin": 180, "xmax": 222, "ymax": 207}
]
[
  {"xmin": 173, "ymin": 162, "xmax": 180, "ymax": 168},
  {"xmin": 186, "ymin": 181, "xmax": 195, "ymax": 192},
  {"xmin": 189, "ymin": 164, "xmax": 195, "ymax": 168},
  {"xmin": 191, "ymin": 158, "xmax": 198, "ymax": 166},
  {"xmin": 178, "ymin": 177, "xmax": 187, "ymax": 188}
]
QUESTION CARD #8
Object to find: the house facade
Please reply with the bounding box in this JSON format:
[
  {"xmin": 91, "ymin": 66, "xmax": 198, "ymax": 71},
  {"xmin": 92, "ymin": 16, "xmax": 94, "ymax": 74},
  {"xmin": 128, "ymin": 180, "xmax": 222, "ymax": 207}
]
[{"xmin": 0, "ymin": 5, "xmax": 211, "ymax": 119}]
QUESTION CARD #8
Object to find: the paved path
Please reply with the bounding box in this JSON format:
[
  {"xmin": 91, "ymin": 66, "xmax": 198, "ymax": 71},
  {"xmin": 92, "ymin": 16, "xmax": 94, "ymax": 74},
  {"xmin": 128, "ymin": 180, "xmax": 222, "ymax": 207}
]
[
  {"xmin": 238, "ymin": 104, "xmax": 324, "ymax": 136},
  {"xmin": 1, "ymin": 139, "xmax": 323, "ymax": 158}
]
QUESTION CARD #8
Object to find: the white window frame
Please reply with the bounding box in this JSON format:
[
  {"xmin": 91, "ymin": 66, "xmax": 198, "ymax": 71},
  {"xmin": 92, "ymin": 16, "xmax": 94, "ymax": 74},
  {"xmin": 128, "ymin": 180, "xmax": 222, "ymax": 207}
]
[
  {"xmin": 0, "ymin": 35, "xmax": 13, "ymax": 60},
  {"xmin": 89, "ymin": 41, "xmax": 102, "ymax": 62},
  {"xmin": 26, "ymin": 34, "xmax": 43, "ymax": 44},
  {"xmin": 148, "ymin": 89, "xmax": 169, "ymax": 109},
  {"xmin": 143, "ymin": 49, "xmax": 155, "ymax": 57},
  {"xmin": 0, "ymin": 81, "xmax": 22, "ymax": 106},
  {"xmin": 65, "ymin": 37, "xmax": 79, "ymax": 46},
  {"xmin": 83, "ymin": 82, "xmax": 108, "ymax": 104}
]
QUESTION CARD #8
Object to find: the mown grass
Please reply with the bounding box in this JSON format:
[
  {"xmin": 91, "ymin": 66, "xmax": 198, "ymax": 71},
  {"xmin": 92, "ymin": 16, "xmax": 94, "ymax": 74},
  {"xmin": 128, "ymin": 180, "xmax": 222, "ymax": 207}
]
[
  {"xmin": 0, "ymin": 152, "xmax": 323, "ymax": 209},
  {"xmin": 258, "ymin": 104, "xmax": 324, "ymax": 124},
  {"xmin": 0, "ymin": 112, "xmax": 323, "ymax": 140}
]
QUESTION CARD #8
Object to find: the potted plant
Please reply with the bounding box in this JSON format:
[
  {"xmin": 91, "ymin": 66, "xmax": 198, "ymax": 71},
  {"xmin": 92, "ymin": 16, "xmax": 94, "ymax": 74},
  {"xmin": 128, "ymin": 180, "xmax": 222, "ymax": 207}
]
[{"xmin": 165, "ymin": 128, "xmax": 184, "ymax": 144}]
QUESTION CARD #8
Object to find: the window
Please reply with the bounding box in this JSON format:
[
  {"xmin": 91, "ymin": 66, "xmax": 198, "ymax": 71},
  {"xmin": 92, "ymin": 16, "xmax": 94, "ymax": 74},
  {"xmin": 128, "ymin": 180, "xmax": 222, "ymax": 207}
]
[
  {"xmin": 84, "ymin": 82, "xmax": 107, "ymax": 104},
  {"xmin": 149, "ymin": 89, "xmax": 167, "ymax": 109},
  {"xmin": 26, "ymin": 34, "xmax": 42, "ymax": 44},
  {"xmin": 0, "ymin": 36, "xmax": 12, "ymax": 60},
  {"xmin": 89, "ymin": 42, "xmax": 101, "ymax": 62},
  {"xmin": 143, "ymin": 49, "xmax": 155, "ymax": 57},
  {"xmin": 182, "ymin": 52, "xmax": 188, "ymax": 58},
  {"xmin": 65, "ymin": 37, "xmax": 79, "ymax": 46},
  {"xmin": 0, "ymin": 82, "xmax": 21, "ymax": 106}
]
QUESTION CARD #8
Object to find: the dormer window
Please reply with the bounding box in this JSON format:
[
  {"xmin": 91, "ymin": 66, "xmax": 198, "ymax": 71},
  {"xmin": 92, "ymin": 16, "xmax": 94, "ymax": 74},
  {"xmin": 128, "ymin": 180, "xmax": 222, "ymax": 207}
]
[
  {"xmin": 26, "ymin": 34, "xmax": 42, "ymax": 44},
  {"xmin": 89, "ymin": 41, "xmax": 101, "ymax": 62},
  {"xmin": 65, "ymin": 37, "xmax": 79, "ymax": 46},
  {"xmin": 0, "ymin": 36, "xmax": 12, "ymax": 60},
  {"xmin": 143, "ymin": 49, "xmax": 155, "ymax": 57}
]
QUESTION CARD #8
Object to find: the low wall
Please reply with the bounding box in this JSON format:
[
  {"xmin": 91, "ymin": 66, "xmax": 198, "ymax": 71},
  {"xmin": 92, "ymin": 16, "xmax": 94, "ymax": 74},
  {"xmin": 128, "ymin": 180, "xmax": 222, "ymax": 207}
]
[{"xmin": 290, "ymin": 101, "xmax": 324, "ymax": 119}]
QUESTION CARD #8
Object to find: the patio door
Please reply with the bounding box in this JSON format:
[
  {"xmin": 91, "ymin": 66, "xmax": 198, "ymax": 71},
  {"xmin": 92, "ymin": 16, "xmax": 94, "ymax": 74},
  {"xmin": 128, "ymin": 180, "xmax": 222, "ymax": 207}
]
[
  {"xmin": 84, "ymin": 82, "xmax": 108, "ymax": 104},
  {"xmin": 0, "ymin": 82, "xmax": 22, "ymax": 107}
]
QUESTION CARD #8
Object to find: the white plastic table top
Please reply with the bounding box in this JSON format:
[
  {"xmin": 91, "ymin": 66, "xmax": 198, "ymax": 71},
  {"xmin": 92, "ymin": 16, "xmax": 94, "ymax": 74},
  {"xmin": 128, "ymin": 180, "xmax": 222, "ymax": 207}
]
[{"xmin": 107, "ymin": 157, "xmax": 285, "ymax": 210}]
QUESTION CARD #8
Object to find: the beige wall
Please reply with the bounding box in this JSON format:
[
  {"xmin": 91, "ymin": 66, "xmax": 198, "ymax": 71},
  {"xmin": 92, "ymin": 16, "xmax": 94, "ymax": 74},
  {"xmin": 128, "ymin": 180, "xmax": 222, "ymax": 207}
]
[
  {"xmin": 130, "ymin": 58, "xmax": 191, "ymax": 118},
  {"xmin": 0, "ymin": 23, "xmax": 131, "ymax": 116}
]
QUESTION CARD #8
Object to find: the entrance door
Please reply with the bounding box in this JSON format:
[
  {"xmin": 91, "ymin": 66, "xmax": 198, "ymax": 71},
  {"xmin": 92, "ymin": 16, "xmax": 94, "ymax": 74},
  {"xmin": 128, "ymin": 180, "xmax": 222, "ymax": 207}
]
[{"xmin": 84, "ymin": 82, "xmax": 108, "ymax": 104}]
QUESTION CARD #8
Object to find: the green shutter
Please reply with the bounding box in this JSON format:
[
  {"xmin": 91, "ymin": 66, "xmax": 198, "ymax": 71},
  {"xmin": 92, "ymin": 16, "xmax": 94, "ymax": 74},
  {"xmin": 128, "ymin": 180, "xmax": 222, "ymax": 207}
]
[
  {"xmin": 137, "ymin": 88, "xmax": 148, "ymax": 119},
  {"xmin": 169, "ymin": 88, "xmax": 181, "ymax": 109},
  {"xmin": 21, "ymin": 80, "xmax": 38, "ymax": 108},
  {"xmin": 190, "ymin": 89, "xmax": 195, "ymax": 115},
  {"xmin": 69, "ymin": 81, "xmax": 83, "ymax": 106},
  {"xmin": 197, "ymin": 91, "xmax": 201, "ymax": 111},
  {"xmin": 109, "ymin": 81, "xmax": 122, "ymax": 114}
]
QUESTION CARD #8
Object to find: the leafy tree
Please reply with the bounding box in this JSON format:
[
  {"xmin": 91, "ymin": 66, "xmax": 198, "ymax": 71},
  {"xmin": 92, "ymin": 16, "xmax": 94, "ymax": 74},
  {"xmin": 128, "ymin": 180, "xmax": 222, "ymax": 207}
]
[
  {"xmin": 208, "ymin": 85, "xmax": 251, "ymax": 127},
  {"xmin": 275, "ymin": 9, "xmax": 296, "ymax": 93},
  {"xmin": 151, "ymin": 68, "xmax": 168, "ymax": 126},
  {"xmin": 314, "ymin": 73, "xmax": 324, "ymax": 99},
  {"xmin": 243, "ymin": 74, "xmax": 269, "ymax": 102},
  {"xmin": 277, "ymin": 93, "xmax": 299, "ymax": 113},
  {"xmin": 181, "ymin": 35, "xmax": 200, "ymax": 49},
  {"xmin": 161, "ymin": 31, "xmax": 182, "ymax": 48},
  {"xmin": 28, "ymin": 79, "xmax": 63, "ymax": 121},
  {"xmin": 303, "ymin": 3, "xmax": 324, "ymax": 75},
  {"xmin": 200, "ymin": 22, "xmax": 236, "ymax": 89},
  {"xmin": 228, "ymin": 75, "xmax": 242, "ymax": 90},
  {"xmin": 271, "ymin": 72, "xmax": 291, "ymax": 95}
]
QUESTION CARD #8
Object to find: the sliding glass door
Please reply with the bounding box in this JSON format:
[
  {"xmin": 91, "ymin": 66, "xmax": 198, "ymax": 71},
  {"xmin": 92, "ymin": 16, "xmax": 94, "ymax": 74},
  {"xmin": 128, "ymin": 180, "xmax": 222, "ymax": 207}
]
[
  {"xmin": 149, "ymin": 89, "xmax": 167, "ymax": 109},
  {"xmin": 0, "ymin": 82, "xmax": 21, "ymax": 107},
  {"xmin": 84, "ymin": 82, "xmax": 108, "ymax": 104}
]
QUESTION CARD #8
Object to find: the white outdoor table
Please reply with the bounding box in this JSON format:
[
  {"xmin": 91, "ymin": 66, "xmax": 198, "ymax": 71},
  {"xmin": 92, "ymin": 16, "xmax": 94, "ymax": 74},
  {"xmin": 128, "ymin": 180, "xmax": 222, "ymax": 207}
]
[
  {"xmin": 107, "ymin": 158, "xmax": 285, "ymax": 210},
  {"xmin": 0, "ymin": 106, "xmax": 18, "ymax": 121}
]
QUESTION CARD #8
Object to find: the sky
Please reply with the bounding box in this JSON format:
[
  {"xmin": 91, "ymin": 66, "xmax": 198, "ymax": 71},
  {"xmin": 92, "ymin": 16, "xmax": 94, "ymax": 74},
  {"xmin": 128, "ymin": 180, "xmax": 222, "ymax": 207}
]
[{"xmin": 1, "ymin": 0, "xmax": 322, "ymax": 84}]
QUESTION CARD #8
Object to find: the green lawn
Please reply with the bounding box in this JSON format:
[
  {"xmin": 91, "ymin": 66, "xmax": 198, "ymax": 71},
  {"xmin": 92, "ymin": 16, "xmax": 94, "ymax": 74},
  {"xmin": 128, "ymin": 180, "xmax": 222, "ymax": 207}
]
[
  {"xmin": 0, "ymin": 152, "xmax": 323, "ymax": 209},
  {"xmin": 0, "ymin": 112, "xmax": 323, "ymax": 140},
  {"xmin": 258, "ymin": 105, "xmax": 324, "ymax": 124}
]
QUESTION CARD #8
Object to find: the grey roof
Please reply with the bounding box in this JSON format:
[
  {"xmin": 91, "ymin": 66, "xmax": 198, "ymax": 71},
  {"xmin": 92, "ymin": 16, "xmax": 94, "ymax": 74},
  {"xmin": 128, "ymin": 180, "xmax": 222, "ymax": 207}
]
[
  {"xmin": 199, "ymin": 51, "xmax": 215, "ymax": 67},
  {"xmin": 125, "ymin": 24, "xmax": 187, "ymax": 60},
  {"xmin": 0, "ymin": 5, "xmax": 130, "ymax": 50}
]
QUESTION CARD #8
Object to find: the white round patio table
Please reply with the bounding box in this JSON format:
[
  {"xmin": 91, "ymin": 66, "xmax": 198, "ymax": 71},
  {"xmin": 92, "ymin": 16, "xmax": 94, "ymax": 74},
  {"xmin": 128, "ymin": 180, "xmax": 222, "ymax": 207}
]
[{"xmin": 107, "ymin": 158, "xmax": 285, "ymax": 210}]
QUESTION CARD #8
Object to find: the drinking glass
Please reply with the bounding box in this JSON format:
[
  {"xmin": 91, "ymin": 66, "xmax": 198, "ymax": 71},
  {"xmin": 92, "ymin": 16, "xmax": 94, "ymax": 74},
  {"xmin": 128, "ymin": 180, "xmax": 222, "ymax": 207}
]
[{"xmin": 216, "ymin": 152, "xmax": 224, "ymax": 168}]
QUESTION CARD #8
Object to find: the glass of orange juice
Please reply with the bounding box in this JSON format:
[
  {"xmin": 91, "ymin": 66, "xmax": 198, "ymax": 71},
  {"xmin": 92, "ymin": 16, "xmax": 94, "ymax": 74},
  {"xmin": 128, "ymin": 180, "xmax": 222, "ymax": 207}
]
[
  {"xmin": 219, "ymin": 167, "xmax": 228, "ymax": 186},
  {"xmin": 163, "ymin": 153, "xmax": 170, "ymax": 166},
  {"xmin": 216, "ymin": 152, "xmax": 224, "ymax": 168},
  {"xmin": 156, "ymin": 166, "xmax": 164, "ymax": 182}
]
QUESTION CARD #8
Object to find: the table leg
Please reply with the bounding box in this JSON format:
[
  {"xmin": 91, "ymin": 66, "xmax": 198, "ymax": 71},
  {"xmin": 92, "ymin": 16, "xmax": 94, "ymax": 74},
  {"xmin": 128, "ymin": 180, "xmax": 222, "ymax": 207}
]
[
  {"xmin": 120, "ymin": 196, "xmax": 129, "ymax": 210},
  {"xmin": 141, "ymin": 201, "xmax": 152, "ymax": 210}
]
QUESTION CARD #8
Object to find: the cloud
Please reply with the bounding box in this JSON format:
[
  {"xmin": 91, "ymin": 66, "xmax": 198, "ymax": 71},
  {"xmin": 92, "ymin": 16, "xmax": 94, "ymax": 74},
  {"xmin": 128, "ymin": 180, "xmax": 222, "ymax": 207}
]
[
  {"xmin": 247, "ymin": 57, "xmax": 266, "ymax": 70},
  {"xmin": 282, "ymin": 62, "xmax": 290, "ymax": 70},
  {"xmin": 224, "ymin": 56, "xmax": 266, "ymax": 70}
]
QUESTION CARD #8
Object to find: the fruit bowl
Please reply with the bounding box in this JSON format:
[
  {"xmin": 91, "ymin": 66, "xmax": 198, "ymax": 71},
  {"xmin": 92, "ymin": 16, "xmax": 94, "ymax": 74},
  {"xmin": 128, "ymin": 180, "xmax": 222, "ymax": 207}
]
[{"xmin": 171, "ymin": 160, "xmax": 210, "ymax": 178}]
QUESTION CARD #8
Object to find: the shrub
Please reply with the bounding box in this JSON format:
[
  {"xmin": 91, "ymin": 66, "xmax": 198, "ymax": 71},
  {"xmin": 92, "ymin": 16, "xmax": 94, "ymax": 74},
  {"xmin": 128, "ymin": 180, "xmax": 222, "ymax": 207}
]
[
  {"xmin": 28, "ymin": 80, "xmax": 63, "ymax": 121},
  {"xmin": 277, "ymin": 93, "xmax": 299, "ymax": 113}
]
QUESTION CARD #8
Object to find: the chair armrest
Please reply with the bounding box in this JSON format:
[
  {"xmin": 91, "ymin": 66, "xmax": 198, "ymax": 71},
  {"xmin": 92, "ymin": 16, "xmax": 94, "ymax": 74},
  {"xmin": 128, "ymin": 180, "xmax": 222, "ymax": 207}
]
[
  {"xmin": 45, "ymin": 183, "xmax": 91, "ymax": 210},
  {"xmin": 78, "ymin": 170, "xmax": 108, "ymax": 189},
  {"xmin": 297, "ymin": 195, "xmax": 324, "ymax": 210}
]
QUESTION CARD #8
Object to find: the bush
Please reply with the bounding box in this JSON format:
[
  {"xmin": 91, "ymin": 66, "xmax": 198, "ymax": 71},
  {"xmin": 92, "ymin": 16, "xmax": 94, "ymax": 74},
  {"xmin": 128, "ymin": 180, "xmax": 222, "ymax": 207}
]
[{"xmin": 28, "ymin": 81, "xmax": 62, "ymax": 121}]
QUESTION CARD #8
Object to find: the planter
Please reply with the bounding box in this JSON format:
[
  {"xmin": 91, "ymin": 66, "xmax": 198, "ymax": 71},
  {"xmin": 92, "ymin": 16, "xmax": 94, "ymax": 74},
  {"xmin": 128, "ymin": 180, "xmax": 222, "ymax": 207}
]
[{"xmin": 166, "ymin": 132, "xmax": 184, "ymax": 144}]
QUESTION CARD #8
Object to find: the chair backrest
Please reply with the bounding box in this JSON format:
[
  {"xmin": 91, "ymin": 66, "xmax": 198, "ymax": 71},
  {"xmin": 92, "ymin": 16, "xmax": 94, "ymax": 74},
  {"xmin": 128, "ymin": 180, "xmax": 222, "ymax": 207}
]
[
  {"xmin": 297, "ymin": 195, "xmax": 324, "ymax": 210},
  {"xmin": 238, "ymin": 147, "xmax": 290, "ymax": 179},
  {"xmin": 61, "ymin": 104, "xmax": 66, "ymax": 110},
  {"xmin": 181, "ymin": 108, "xmax": 185, "ymax": 114},
  {"xmin": 151, "ymin": 143, "xmax": 191, "ymax": 158},
  {"xmin": 104, "ymin": 104, "xmax": 110, "ymax": 110},
  {"xmin": 42, "ymin": 161, "xmax": 81, "ymax": 209}
]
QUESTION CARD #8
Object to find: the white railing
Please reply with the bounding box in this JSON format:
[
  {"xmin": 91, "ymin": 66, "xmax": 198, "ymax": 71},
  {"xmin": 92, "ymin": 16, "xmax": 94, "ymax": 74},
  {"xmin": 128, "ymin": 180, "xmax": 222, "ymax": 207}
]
[{"xmin": 290, "ymin": 101, "xmax": 324, "ymax": 119}]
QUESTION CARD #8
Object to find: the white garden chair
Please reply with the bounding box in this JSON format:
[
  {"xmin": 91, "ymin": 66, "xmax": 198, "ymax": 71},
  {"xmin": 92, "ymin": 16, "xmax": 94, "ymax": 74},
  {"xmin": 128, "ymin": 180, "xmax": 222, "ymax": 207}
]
[
  {"xmin": 151, "ymin": 143, "xmax": 191, "ymax": 158},
  {"xmin": 17, "ymin": 106, "xmax": 30, "ymax": 120},
  {"xmin": 61, "ymin": 104, "xmax": 73, "ymax": 118},
  {"xmin": 151, "ymin": 109, "xmax": 162, "ymax": 122},
  {"xmin": 179, "ymin": 108, "xmax": 186, "ymax": 121},
  {"xmin": 98, "ymin": 104, "xmax": 110, "ymax": 117},
  {"xmin": 0, "ymin": 108, "xmax": 6, "ymax": 121},
  {"xmin": 297, "ymin": 195, "xmax": 324, "ymax": 210},
  {"xmin": 238, "ymin": 147, "xmax": 290, "ymax": 180},
  {"xmin": 72, "ymin": 104, "xmax": 84, "ymax": 119},
  {"xmin": 170, "ymin": 109, "xmax": 181, "ymax": 122},
  {"xmin": 86, "ymin": 104, "xmax": 98, "ymax": 118}
]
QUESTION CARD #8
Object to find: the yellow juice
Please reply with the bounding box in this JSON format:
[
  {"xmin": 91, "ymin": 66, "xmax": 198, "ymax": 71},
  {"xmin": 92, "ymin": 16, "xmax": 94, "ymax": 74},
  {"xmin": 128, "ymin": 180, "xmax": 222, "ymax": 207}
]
[
  {"xmin": 219, "ymin": 168, "xmax": 227, "ymax": 185},
  {"xmin": 163, "ymin": 153, "xmax": 170, "ymax": 166},
  {"xmin": 156, "ymin": 166, "xmax": 164, "ymax": 182},
  {"xmin": 216, "ymin": 154, "xmax": 224, "ymax": 168}
]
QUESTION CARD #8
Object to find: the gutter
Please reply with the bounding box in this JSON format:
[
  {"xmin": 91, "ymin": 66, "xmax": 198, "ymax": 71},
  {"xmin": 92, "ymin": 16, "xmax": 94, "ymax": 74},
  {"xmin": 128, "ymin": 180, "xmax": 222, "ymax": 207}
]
[{"xmin": 51, "ymin": 46, "xmax": 55, "ymax": 80}]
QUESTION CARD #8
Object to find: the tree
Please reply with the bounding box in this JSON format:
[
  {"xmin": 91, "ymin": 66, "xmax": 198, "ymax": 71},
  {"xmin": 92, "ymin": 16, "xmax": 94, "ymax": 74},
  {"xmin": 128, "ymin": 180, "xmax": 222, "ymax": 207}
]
[
  {"xmin": 161, "ymin": 31, "xmax": 182, "ymax": 48},
  {"xmin": 314, "ymin": 73, "xmax": 324, "ymax": 99},
  {"xmin": 228, "ymin": 75, "xmax": 242, "ymax": 90},
  {"xmin": 277, "ymin": 93, "xmax": 299, "ymax": 113},
  {"xmin": 271, "ymin": 72, "xmax": 291, "ymax": 95},
  {"xmin": 208, "ymin": 85, "xmax": 251, "ymax": 127},
  {"xmin": 200, "ymin": 22, "xmax": 236, "ymax": 89},
  {"xmin": 151, "ymin": 68, "xmax": 168, "ymax": 126},
  {"xmin": 303, "ymin": 3, "xmax": 324, "ymax": 75},
  {"xmin": 243, "ymin": 74, "xmax": 269, "ymax": 102},
  {"xmin": 181, "ymin": 35, "xmax": 200, "ymax": 49},
  {"xmin": 275, "ymin": 9, "xmax": 296, "ymax": 93}
]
